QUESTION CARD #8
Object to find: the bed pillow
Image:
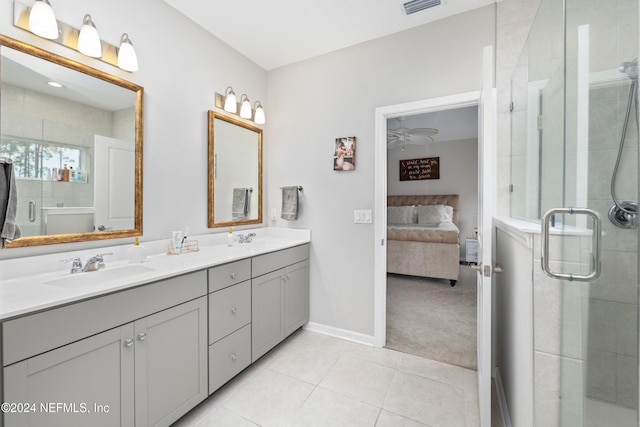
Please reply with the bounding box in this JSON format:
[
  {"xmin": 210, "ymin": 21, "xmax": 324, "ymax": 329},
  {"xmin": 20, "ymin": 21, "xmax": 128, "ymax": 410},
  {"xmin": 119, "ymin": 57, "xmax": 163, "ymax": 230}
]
[
  {"xmin": 416, "ymin": 204, "xmax": 446, "ymax": 225},
  {"xmin": 387, "ymin": 206, "xmax": 415, "ymax": 224},
  {"xmin": 442, "ymin": 205, "xmax": 454, "ymax": 223}
]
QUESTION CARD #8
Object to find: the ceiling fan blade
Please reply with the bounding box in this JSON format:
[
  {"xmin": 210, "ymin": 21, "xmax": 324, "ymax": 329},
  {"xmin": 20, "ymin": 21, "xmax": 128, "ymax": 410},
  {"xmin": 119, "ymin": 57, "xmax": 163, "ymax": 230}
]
[{"xmin": 407, "ymin": 128, "xmax": 438, "ymax": 137}]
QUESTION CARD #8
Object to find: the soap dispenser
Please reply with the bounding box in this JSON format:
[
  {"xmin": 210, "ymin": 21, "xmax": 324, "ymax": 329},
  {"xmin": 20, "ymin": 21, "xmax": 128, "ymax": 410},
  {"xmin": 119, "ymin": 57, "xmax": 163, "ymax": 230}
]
[
  {"xmin": 227, "ymin": 227, "xmax": 233, "ymax": 247},
  {"xmin": 127, "ymin": 237, "xmax": 148, "ymax": 263}
]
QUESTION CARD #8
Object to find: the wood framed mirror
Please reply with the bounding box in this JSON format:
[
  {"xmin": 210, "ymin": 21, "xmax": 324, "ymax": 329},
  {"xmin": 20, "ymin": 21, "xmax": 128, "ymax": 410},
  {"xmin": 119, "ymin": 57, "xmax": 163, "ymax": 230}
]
[
  {"xmin": 0, "ymin": 35, "xmax": 143, "ymax": 247},
  {"xmin": 208, "ymin": 111, "xmax": 262, "ymax": 228}
]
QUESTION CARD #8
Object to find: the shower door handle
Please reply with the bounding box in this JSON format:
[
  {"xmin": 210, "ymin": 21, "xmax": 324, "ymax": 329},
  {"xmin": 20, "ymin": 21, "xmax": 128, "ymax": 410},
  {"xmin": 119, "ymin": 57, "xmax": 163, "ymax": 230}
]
[{"xmin": 541, "ymin": 207, "xmax": 602, "ymax": 282}]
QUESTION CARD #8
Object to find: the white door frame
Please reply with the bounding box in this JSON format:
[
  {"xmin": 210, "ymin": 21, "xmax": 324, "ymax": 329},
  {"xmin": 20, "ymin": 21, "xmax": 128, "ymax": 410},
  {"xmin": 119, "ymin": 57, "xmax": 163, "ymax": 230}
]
[{"xmin": 373, "ymin": 91, "xmax": 481, "ymax": 348}]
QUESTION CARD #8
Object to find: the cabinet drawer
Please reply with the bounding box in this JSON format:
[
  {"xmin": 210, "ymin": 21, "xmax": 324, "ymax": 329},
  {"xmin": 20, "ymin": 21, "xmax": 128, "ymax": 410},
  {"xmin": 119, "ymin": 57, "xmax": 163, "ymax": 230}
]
[
  {"xmin": 252, "ymin": 244, "xmax": 309, "ymax": 277},
  {"xmin": 2, "ymin": 270, "xmax": 207, "ymax": 366},
  {"xmin": 209, "ymin": 324, "xmax": 251, "ymax": 394},
  {"xmin": 208, "ymin": 259, "xmax": 251, "ymax": 292},
  {"xmin": 208, "ymin": 281, "xmax": 251, "ymax": 344}
]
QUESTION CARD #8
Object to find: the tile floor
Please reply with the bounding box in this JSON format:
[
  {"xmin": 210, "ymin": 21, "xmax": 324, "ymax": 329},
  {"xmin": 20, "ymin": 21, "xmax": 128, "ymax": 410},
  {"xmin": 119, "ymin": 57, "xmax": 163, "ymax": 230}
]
[{"xmin": 173, "ymin": 329, "xmax": 480, "ymax": 427}]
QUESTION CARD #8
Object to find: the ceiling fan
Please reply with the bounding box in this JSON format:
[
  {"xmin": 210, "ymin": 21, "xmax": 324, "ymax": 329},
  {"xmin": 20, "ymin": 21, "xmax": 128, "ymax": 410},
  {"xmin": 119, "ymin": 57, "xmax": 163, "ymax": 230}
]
[{"xmin": 387, "ymin": 117, "xmax": 438, "ymax": 149}]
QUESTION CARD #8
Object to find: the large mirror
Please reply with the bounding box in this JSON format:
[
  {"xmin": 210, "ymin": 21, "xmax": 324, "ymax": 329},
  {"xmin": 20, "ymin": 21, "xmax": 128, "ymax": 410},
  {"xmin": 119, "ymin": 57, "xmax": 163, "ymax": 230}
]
[
  {"xmin": 0, "ymin": 35, "xmax": 143, "ymax": 247},
  {"xmin": 208, "ymin": 111, "xmax": 262, "ymax": 228}
]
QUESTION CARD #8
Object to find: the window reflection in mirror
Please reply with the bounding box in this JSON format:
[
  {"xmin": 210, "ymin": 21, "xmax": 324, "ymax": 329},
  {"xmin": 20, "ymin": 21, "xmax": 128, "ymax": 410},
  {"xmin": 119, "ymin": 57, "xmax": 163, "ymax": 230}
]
[
  {"xmin": 208, "ymin": 111, "xmax": 262, "ymax": 228},
  {"xmin": 0, "ymin": 35, "xmax": 143, "ymax": 247}
]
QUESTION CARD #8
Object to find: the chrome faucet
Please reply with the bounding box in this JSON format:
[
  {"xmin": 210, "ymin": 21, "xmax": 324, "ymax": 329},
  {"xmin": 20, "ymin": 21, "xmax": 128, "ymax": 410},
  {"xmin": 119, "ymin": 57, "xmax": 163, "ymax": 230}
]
[
  {"xmin": 82, "ymin": 253, "xmax": 113, "ymax": 272},
  {"xmin": 61, "ymin": 252, "xmax": 112, "ymax": 274},
  {"xmin": 66, "ymin": 257, "xmax": 83, "ymax": 274},
  {"xmin": 238, "ymin": 233, "xmax": 256, "ymax": 244}
]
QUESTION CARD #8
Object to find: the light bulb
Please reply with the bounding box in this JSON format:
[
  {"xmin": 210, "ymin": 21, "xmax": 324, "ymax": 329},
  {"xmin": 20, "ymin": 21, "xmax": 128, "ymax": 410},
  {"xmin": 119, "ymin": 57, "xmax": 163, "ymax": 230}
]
[
  {"xmin": 117, "ymin": 33, "xmax": 138, "ymax": 72},
  {"xmin": 78, "ymin": 14, "xmax": 102, "ymax": 58},
  {"xmin": 223, "ymin": 87, "xmax": 237, "ymax": 113},
  {"xmin": 240, "ymin": 95, "xmax": 252, "ymax": 119},
  {"xmin": 28, "ymin": 0, "xmax": 59, "ymax": 39},
  {"xmin": 253, "ymin": 101, "xmax": 265, "ymax": 124}
]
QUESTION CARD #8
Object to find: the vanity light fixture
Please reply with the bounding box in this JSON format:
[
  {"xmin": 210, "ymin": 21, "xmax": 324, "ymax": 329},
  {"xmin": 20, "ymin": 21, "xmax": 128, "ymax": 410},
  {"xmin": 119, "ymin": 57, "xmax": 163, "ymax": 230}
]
[
  {"xmin": 117, "ymin": 33, "xmax": 138, "ymax": 72},
  {"xmin": 214, "ymin": 88, "xmax": 265, "ymax": 124},
  {"xmin": 223, "ymin": 87, "xmax": 238, "ymax": 113},
  {"xmin": 77, "ymin": 14, "xmax": 102, "ymax": 58},
  {"xmin": 239, "ymin": 94, "xmax": 252, "ymax": 119},
  {"xmin": 253, "ymin": 101, "xmax": 266, "ymax": 124},
  {"xmin": 28, "ymin": 0, "xmax": 58, "ymax": 39},
  {"xmin": 15, "ymin": 1, "xmax": 139, "ymax": 72}
]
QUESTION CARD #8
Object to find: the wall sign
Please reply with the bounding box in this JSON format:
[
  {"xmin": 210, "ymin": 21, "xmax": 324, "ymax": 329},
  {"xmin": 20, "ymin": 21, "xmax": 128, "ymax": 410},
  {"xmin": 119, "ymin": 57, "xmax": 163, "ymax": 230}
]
[{"xmin": 399, "ymin": 157, "xmax": 440, "ymax": 181}]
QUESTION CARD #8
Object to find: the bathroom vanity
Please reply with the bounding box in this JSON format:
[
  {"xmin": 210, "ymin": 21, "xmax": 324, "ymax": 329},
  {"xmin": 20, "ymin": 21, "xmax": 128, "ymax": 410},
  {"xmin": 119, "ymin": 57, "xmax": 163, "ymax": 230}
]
[{"xmin": 0, "ymin": 229, "xmax": 310, "ymax": 427}]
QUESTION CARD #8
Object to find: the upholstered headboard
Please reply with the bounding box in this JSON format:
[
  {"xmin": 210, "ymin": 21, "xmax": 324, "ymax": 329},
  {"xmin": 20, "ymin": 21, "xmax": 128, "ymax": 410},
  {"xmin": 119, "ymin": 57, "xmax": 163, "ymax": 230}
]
[{"xmin": 387, "ymin": 194, "xmax": 459, "ymax": 226}]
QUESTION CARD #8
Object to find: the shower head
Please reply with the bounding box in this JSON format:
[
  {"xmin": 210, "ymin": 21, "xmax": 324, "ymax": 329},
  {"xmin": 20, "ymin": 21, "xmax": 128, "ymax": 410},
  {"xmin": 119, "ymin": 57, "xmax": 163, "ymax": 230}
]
[{"xmin": 618, "ymin": 59, "xmax": 638, "ymax": 80}]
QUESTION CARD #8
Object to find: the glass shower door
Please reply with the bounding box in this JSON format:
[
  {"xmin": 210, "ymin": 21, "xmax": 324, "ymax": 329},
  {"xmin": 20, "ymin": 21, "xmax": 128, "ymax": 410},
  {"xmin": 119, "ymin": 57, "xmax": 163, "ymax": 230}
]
[
  {"xmin": 512, "ymin": 0, "xmax": 639, "ymax": 425},
  {"xmin": 548, "ymin": 0, "xmax": 639, "ymax": 427}
]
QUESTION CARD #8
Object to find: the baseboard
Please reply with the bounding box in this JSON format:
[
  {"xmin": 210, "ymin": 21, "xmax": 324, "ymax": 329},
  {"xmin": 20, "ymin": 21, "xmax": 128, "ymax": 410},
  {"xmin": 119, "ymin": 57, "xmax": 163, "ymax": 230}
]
[
  {"xmin": 304, "ymin": 321, "xmax": 376, "ymax": 347},
  {"xmin": 494, "ymin": 368, "xmax": 513, "ymax": 427}
]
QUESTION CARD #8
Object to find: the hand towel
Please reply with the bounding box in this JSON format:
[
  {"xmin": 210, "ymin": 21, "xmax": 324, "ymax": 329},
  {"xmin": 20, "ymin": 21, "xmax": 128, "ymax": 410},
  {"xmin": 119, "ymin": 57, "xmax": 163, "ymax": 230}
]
[
  {"xmin": 281, "ymin": 186, "xmax": 299, "ymax": 221},
  {"xmin": 0, "ymin": 159, "xmax": 22, "ymax": 248},
  {"xmin": 232, "ymin": 188, "xmax": 249, "ymax": 219}
]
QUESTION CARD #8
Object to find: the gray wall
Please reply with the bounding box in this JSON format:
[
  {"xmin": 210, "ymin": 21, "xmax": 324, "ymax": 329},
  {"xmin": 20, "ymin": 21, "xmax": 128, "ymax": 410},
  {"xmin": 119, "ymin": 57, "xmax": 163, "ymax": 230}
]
[{"xmin": 266, "ymin": 5, "xmax": 496, "ymax": 336}]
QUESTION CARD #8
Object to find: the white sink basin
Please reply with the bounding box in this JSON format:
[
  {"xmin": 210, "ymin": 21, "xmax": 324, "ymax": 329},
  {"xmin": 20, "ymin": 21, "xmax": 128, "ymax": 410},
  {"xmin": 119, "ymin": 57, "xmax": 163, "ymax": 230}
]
[{"xmin": 45, "ymin": 264, "xmax": 154, "ymax": 288}]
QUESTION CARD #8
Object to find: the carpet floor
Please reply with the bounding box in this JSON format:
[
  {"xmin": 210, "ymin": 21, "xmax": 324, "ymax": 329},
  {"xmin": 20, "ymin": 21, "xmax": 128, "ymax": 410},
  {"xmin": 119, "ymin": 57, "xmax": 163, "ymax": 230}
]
[{"xmin": 385, "ymin": 266, "xmax": 478, "ymax": 370}]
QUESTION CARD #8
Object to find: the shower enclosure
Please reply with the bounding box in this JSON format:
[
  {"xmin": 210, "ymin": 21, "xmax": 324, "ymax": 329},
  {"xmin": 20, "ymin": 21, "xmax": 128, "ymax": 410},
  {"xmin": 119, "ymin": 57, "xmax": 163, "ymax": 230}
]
[{"xmin": 509, "ymin": 0, "xmax": 639, "ymax": 425}]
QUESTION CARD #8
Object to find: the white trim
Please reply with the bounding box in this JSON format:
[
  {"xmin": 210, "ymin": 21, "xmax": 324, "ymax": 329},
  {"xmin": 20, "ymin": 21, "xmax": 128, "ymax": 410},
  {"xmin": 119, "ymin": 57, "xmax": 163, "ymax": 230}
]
[
  {"xmin": 303, "ymin": 322, "xmax": 375, "ymax": 347},
  {"xmin": 373, "ymin": 90, "xmax": 481, "ymax": 348}
]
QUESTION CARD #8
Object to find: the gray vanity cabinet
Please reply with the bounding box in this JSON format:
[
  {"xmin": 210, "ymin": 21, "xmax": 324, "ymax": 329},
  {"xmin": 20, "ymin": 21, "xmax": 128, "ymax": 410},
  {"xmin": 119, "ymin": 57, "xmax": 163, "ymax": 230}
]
[
  {"xmin": 1, "ymin": 271, "xmax": 208, "ymax": 427},
  {"xmin": 251, "ymin": 244, "xmax": 309, "ymax": 362},
  {"xmin": 207, "ymin": 260, "xmax": 252, "ymax": 394},
  {"xmin": 133, "ymin": 297, "xmax": 207, "ymax": 427},
  {"xmin": 3, "ymin": 325, "xmax": 132, "ymax": 427}
]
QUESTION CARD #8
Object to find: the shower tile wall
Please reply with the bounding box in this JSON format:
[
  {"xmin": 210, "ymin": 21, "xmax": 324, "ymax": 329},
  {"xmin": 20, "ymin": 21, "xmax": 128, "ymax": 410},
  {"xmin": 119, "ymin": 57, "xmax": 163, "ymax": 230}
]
[
  {"xmin": 584, "ymin": 82, "xmax": 639, "ymax": 409},
  {"xmin": 1, "ymin": 83, "xmax": 132, "ymax": 236}
]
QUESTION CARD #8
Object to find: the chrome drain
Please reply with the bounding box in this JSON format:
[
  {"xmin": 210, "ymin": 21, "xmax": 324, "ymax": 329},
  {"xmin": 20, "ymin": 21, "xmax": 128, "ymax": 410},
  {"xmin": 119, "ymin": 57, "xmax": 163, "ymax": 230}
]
[{"xmin": 608, "ymin": 201, "xmax": 638, "ymax": 229}]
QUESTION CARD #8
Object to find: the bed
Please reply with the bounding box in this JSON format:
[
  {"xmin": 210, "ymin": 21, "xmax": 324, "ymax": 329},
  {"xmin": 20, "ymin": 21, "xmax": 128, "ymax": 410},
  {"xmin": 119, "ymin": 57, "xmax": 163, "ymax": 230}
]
[{"xmin": 387, "ymin": 194, "xmax": 460, "ymax": 286}]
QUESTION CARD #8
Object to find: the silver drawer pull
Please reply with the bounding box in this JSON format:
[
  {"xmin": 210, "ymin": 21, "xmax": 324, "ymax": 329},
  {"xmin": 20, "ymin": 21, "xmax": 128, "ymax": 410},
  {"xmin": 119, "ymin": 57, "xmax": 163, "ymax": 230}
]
[
  {"xmin": 230, "ymin": 272, "xmax": 236, "ymax": 279},
  {"xmin": 137, "ymin": 332, "xmax": 147, "ymax": 341},
  {"xmin": 124, "ymin": 338, "xmax": 134, "ymax": 348},
  {"xmin": 229, "ymin": 353, "xmax": 237, "ymax": 361},
  {"xmin": 541, "ymin": 207, "xmax": 602, "ymax": 282},
  {"xmin": 230, "ymin": 307, "xmax": 237, "ymax": 314}
]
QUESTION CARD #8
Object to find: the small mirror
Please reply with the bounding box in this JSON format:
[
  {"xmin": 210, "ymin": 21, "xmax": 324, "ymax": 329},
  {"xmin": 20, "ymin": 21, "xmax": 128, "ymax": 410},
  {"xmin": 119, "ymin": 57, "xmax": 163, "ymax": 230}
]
[
  {"xmin": 208, "ymin": 111, "xmax": 262, "ymax": 228},
  {"xmin": 0, "ymin": 35, "xmax": 143, "ymax": 247}
]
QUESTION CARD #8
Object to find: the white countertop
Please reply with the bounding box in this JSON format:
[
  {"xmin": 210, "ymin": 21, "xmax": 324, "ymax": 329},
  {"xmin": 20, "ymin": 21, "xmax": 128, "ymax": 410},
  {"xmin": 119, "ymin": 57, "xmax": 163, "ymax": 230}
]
[{"xmin": 0, "ymin": 227, "xmax": 310, "ymax": 321}]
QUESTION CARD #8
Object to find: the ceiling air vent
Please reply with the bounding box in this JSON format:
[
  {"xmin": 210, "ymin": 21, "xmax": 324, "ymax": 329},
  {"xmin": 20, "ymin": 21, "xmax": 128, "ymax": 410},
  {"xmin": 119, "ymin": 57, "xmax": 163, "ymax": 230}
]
[{"xmin": 403, "ymin": 0, "xmax": 441, "ymax": 15}]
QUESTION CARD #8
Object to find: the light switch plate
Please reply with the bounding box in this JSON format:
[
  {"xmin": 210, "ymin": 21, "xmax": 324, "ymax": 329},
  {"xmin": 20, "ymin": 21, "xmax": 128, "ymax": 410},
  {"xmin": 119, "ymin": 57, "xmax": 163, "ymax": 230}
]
[{"xmin": 354, "ymin": 210, "xmax": 372, "ymax": 224}]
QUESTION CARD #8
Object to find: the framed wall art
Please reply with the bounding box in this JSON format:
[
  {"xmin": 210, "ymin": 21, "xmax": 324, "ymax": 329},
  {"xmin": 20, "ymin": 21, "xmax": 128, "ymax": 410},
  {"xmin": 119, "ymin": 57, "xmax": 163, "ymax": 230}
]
[{"xmin": 333, "ymin": 136, "xmax": 356, "ymax": 171}]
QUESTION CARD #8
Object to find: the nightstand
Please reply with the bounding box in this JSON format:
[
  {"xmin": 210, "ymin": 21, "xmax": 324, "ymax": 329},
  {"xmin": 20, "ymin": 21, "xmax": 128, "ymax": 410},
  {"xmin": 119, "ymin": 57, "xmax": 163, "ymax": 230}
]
[{"xmin": 466, "ymin": 238, "xmax": 479, "ymax": 263}]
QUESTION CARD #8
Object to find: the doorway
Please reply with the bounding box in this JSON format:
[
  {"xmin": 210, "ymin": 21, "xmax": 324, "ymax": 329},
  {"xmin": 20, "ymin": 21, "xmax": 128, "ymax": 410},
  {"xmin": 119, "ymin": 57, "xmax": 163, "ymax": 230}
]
[
  {"xmin": 373, "ymin": 91, "xmax": 481, "ymax": 350},
  {"xmin": 384, "ymin": 108, "xmax": 479, "ymax": 370}
]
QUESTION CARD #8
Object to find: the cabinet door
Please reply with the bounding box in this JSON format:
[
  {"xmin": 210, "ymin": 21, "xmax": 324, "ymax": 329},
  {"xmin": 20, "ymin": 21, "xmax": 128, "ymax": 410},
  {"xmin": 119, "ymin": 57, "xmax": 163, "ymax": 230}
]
[
  {"xmin": 3, "ymin": 324, "xmax": 135, "ymax": 427},
  {"xmin": 251, "ymin": 269, "xmax": 285, "ymax": 362},
  {"xmin": 284, "ymin": 260, "xmax": 310, "ymax": 336},
  {"xmin": 134, "ymin": 297, "xmax": 207, "ymax": 427}
]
